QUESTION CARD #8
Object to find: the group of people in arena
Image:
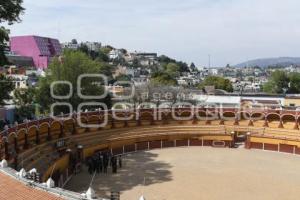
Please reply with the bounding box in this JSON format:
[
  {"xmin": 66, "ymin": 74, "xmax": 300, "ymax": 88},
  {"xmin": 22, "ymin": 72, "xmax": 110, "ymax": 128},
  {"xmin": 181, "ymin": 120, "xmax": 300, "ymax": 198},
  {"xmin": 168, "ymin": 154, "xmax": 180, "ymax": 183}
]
[{"xmin": 86, "ymin": 151, "xmax": 122, "ymax": 174}]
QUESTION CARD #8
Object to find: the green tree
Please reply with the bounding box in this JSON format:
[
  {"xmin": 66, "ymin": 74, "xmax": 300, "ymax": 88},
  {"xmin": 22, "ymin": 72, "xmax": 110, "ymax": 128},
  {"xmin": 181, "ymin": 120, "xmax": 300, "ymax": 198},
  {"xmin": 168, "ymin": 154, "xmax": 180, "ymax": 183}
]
[
  {"xmin": 113, "ymin": 74, "xmax": 132, "ymax": 87},
  {"xmin": 71, "ymin": 39, "xmax": 78, "ymax": 44},
  {"xmin": 79, "ymin": 44, "xmax": 110, "ymax": 62},
  {"xmin": 115, "ymin": 74, "xmax": 131, "ymax": 82},
  {"xmin": 35, "ymin": 77, "xmax": 53, "ymax": 113},
  {"xmin": 158, "ymin": 55, "xmax": 176, "ymax": 64},
  {"xmin": 166, "ymin": 63, "xmax": 180, "ymax": 77},
  {"xmin": 14, "ymin": 87, "xmax": 36, "ymax": 121},
  {"xmin": 0, "ymin": 0, "xmax": 24, "ymax": 65},
  {"xmin": 158, "ymin": 55, "xmax": 189, "ymax": 73},
  {"xmin": 247, "ymin": 77, "xmax": 254, "ymax": 83},
  {"xmin": 78, "ymin": 44, "xmax": 89, "ymax": 55},
  {"xmin": 100, "ymin": 47, "xmax": 113, "ymax": 55},
  {"xmin": 198, "ymin": 76, "xmax": 233, "ymax": 92},
  {"xmin": 130, "ymin": 58, "xmax": 141, "ymax": 68},
  {"xmin": 14, "ymin": 87, "xmax": 35, "ymax": 106},
  {"xmin": 263, "ymin": 70, "xmax": 289, "ymax": 94},
  {"xmin": 36, "ymin": 51, "xmax": 112, "ymax": 114},
  {"xmin": 97, "ymin": 62, "xmax": 115, "ymax": 84},
  {"xmin": 151, "ymin": 72, "xmax": 177, "ymax": 86},
  {"xmin": 0, "ymin": 74, "xmax": 15, "ymax": 105},
  {"xmin": 190, "ymin": 62, "xmax": 196, "ymax": 71},
  {"xmin": 176, "ymin": 61, "xmax": 190, "ymax": 73},
  {"xmin": 288, "ymin": 72, "xmax": 300, "ymax": 93},
  {"xmin": 96, "ymin": 50, "xmax": 109, "ymax": 62},
  {"xmin": 0, "ymin": 27, "xmax": 9, "ymax": 65}
]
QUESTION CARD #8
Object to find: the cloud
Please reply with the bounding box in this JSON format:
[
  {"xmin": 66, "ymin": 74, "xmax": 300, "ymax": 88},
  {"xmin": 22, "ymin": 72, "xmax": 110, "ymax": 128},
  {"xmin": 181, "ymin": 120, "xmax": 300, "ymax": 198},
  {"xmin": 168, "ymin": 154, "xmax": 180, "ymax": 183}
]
[{"xmin": 8, "ymin": 0, "xmax": 300, "ymax": 66}]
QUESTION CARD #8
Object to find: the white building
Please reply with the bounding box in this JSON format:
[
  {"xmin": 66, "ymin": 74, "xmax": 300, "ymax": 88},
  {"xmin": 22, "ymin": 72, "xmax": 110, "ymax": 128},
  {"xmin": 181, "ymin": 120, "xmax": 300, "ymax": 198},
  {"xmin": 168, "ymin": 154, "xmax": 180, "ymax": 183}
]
[
  {"xmin": 193, "ymin": 95, "xmax": 241, "ymax": 107},
  {"xmin": 177, "ymin": 76, "xmax": 200, "ymax": 86},
  {"xmin": 209, "ymin": 68, "xmax": 219, "ymax": 75},
  {"xmin": 84, "ymin": 42, "xmax": 102, "ymax": 51},
  {"xmin": 192, "ymin": 93, "xmax": 285, "ymax": 109},
  {"xmin": 61, "ymin": 42, "xmax": 79, "ymax": 50},
  {"xmin": 109, "ymin": 49, "xmax": 123, "ymax": 60},
  {"xmin": 132, "ymin": 52, "xmax": 158, "ymax": 66}
]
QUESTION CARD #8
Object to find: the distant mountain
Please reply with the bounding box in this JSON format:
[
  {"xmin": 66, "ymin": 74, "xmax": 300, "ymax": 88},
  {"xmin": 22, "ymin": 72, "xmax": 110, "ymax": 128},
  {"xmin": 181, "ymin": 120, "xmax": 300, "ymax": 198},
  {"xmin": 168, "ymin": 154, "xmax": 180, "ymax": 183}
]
[{"xmin": 235, "ymin": 57, "xmax": 300, "ymax": 68}]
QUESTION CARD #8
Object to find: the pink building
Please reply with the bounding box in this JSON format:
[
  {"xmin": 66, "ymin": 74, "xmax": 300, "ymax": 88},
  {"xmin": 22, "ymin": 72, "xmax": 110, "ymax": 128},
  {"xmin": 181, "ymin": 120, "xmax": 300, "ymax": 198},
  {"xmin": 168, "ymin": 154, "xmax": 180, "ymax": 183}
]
[{"xmin": 10, "ymin": 35, "xmax": 62, "ymax": 69}]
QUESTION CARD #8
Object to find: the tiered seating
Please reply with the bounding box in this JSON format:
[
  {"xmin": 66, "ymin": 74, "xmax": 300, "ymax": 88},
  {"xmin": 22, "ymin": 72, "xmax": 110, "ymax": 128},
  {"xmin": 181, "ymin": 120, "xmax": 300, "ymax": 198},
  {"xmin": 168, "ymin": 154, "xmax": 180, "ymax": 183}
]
[
  {"xmin": 252, "ymin": 120, "xmax": 266, "ymax": 127},
  {"xmin": 68, "ymin": 125, "xmax": 228, "ymax": 152},
  {"xmin": 18, "ymin": 144, "xmax": 48, "ymax": 168},
  {"xmin": 261, "ymin": 128, "xmax": 300, "ymax": 140},
  {"xmin": 21, "ymin": 144, "xmax": 57, "ymax": 172},
  {"xmin": 225, "ymin": 125, "xmax": 265, "ymax": 135}
]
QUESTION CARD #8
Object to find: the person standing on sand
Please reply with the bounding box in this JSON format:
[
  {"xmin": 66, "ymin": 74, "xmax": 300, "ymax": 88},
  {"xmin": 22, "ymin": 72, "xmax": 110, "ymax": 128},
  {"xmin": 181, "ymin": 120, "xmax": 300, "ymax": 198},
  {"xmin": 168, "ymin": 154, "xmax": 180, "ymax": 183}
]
[{"xmin": 118, "ymin": 156, "xmax": 122, "ymax": 168}]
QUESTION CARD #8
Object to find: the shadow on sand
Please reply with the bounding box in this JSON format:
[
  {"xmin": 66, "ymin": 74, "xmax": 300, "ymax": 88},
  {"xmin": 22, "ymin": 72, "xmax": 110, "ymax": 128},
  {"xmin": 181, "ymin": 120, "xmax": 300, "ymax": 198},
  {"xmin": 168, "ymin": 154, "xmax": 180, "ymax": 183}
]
[{"xmin": 64, "ymin": 151, "xmax": 173, "ymax": 198}]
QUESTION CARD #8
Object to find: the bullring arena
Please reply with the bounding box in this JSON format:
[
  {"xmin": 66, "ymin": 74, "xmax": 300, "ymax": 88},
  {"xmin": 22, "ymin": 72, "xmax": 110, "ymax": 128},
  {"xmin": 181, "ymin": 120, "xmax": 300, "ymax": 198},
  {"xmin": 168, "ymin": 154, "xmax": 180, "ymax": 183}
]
[{"xmin": 1, "ymin": 108, "xmax": 300, "ymax": 200}]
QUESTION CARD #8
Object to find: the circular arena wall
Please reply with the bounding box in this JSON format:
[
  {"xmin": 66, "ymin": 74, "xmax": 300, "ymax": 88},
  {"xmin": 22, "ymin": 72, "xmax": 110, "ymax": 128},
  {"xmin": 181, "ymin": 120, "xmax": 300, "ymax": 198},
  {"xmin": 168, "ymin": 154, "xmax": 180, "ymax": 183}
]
[{"xmin": 1, "ymin": 108, "xmax": 300, "ymax": 199}]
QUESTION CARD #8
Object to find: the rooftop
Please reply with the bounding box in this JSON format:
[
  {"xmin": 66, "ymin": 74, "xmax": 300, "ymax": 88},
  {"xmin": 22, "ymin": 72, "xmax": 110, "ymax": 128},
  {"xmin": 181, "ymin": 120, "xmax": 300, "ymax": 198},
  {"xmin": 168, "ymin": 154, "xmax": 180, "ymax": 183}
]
[{"xmin": 0, "ymin": 172, "xmax": 64, "ymax": 200}]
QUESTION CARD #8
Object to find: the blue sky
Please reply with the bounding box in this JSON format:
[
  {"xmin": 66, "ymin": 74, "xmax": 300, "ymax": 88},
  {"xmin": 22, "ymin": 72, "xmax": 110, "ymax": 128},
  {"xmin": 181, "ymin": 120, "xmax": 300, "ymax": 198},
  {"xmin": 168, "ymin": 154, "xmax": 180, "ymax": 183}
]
[{"xmin": 8, "ymin": 0, "xmax": 300, "ymax": 67}]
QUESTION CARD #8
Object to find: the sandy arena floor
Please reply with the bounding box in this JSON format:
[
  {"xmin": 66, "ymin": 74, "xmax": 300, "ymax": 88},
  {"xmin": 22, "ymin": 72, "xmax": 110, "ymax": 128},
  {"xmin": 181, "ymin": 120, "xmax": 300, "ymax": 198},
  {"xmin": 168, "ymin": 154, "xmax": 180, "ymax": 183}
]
[{"xmin": 65, "ymin": 147, "xmax": 300, "ymax": 200}]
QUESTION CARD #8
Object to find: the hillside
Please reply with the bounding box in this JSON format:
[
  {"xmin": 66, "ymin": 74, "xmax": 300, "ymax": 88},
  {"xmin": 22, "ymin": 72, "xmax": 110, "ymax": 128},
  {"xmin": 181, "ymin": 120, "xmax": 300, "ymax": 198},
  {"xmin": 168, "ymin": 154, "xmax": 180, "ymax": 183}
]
[{"xmin": 235, "ymin": 57, "xmax": 300, "ymax": 68}]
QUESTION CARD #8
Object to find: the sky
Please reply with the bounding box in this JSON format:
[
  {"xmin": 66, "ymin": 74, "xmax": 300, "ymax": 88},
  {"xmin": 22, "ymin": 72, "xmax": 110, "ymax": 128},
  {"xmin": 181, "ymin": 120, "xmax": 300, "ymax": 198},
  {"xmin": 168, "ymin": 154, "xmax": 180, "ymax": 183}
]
[{"xmin": 7, "ymin": 0, "xmax": 300, "ymax": 67}]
